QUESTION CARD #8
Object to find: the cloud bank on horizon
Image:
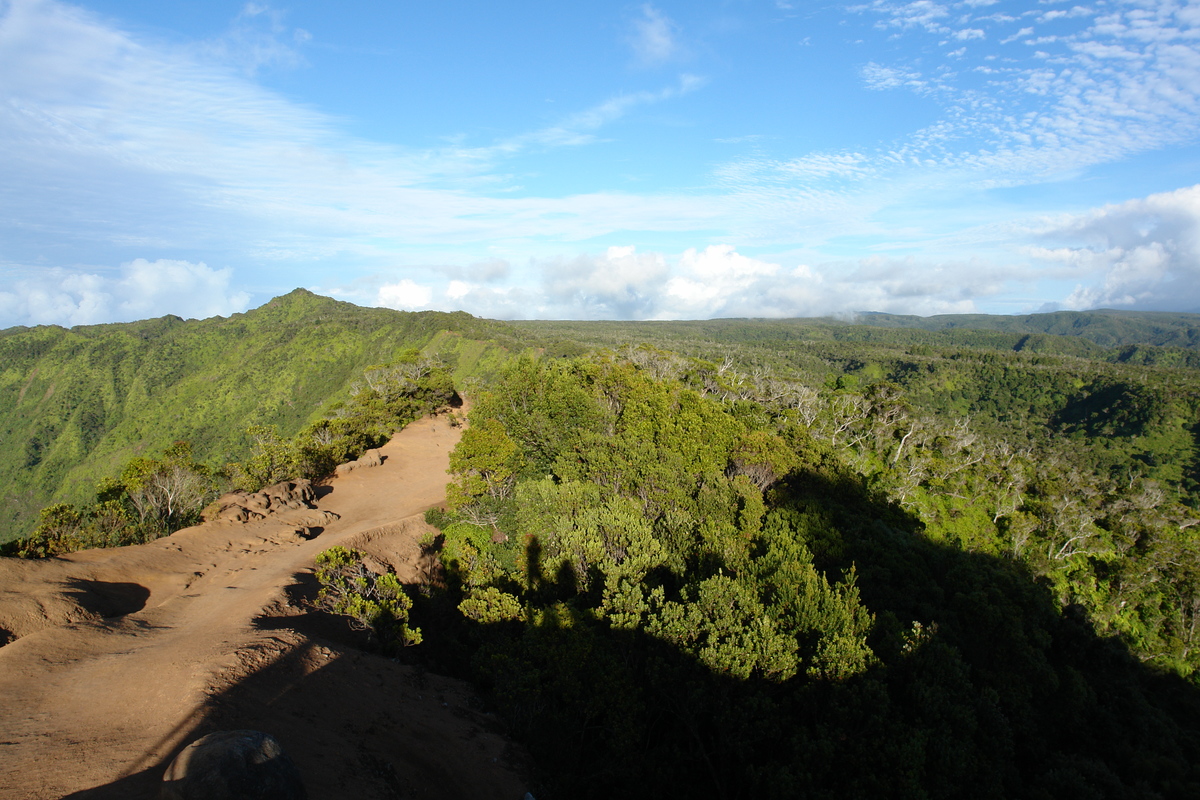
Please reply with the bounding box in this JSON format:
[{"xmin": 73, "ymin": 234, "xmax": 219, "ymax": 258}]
[{"xmin": 3, "ymin": 0, "xmax": 1200, "ymax": 327}]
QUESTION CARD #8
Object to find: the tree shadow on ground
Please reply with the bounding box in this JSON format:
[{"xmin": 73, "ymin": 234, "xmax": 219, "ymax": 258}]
[
  {"xmin": 62, "ymin": 579, "xmax": 151, "ymax": 618},
  {"xmin": 429, "ymin": 465, "xmax": 1200, "ymax": 800}
]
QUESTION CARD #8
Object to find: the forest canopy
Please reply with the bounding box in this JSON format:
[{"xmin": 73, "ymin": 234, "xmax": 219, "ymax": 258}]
[{"xmin": 416, "ymin": 347, "xmax": 1200, "ymax": 798}]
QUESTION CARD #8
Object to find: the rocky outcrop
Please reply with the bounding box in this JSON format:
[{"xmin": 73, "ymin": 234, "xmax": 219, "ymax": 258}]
[
  {"xmin": 334, "ymin": 449, "xmax": 384, "ymax": 476},
  {"xmin": 160, "ymin": 729, "xmax": 307, "ymax": 800},
  {"xmin": 203, "ymin": 480, "xmax": 318, "ymax": 524}
]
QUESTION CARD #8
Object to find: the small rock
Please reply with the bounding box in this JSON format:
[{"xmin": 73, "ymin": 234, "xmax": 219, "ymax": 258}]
[
  {"xmin": 160, "ymin": 730, "xmax": 307, "ymax": 800},
  {"xmin": 334, "ymin": 450, "xmax": 385, "ymax": 475}
]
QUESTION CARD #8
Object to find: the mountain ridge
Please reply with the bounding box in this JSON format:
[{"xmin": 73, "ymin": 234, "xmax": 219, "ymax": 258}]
[{"xmin": 6, "ymin": 291, "xmax": 1200, "ymax": 542}]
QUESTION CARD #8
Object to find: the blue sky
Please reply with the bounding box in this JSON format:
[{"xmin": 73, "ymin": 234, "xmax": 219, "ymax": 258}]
[{"xmin": 3, "ymin": 0, "xmax": 1200, "ymax": 326}]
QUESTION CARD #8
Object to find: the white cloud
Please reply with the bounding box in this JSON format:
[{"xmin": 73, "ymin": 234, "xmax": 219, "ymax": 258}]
[
  {"xmin": 861, "ymin": 61, "xmax": 926, "ymax": 90},
  {"xmin": 1027, "ymin": 184, "xmax": 1200, "ymax": 311},
  {"xmin": 446, "ymin": 279, "xmax": 472, "ymax": 300},
  {"xmin": 664, "ymin": 246, "xmax": 780, "ymax": 317},
  {"xmin": 381, "ymin": 244, "xmax": 1002, "ymax": 320},
  {"xmin": 377, "ymin": 279, "xmax": 434, "ymax": 310},
  {"xmin": 537, "ymin": 245, "xmax": 671, "ymax": 319},
  {"xmin": 679, "ymin": 244, "xmax": 778, "ymax": 281},
  {"xmin": 0, "ymin": 258, "xmax": 251, "ymax": 327}
]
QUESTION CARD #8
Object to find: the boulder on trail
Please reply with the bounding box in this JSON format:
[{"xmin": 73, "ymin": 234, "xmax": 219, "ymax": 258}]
[
  {"xmin": 160, "ymin": 729, "xmax": 307, "ymax": 800},
  {"xmin": 203, "ymin": 480, "xmax": 317, "ymax": 524}
]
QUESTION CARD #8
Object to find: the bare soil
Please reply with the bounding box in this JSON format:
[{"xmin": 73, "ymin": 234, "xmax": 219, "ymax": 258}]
[{"xmin": 0, "ymin": 415, "xmax": 532, "ymax": 800}]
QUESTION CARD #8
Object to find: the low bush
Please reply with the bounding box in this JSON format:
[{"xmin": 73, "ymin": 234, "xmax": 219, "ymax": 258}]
[{"xmin": 313, "ymin": 546, "xmax": 422, "ymax": 652}]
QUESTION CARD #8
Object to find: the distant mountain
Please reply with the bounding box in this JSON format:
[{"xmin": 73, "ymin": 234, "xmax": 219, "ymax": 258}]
[
  {"xmin": 853, "ymin": 309, "xmax": 1200, "ymax": 349},
  {"xmin": 511, "ymin": 310, "xmax": 1200, "ymax": 367}
]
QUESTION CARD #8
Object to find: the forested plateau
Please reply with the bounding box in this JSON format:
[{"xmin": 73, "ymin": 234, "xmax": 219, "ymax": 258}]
[{"xmin": 4, "ymin": 290, "xmax": 1200, "ymax": 797}]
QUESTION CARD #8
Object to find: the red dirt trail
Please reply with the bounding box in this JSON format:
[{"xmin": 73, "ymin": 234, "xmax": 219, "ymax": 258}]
[{"xmin": 0, "ymin": 415, "xmax": 531, "ymax": 799}]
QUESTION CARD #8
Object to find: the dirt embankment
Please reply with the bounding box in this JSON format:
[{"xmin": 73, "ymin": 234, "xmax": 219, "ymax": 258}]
[{"xmin": 0, "ymin": 414, "xmax": 531, "ymax": 800}]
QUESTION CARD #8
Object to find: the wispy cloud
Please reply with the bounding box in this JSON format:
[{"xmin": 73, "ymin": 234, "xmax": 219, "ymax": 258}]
[
  {"xmin": 729, "ymin": 0, "xmax": 1200, "ymax": 218},
  {"xmin": 0, "ymin": 0, "xmax": 715, "ymax": 296},
  {"xmin": 200, "ymin": 2, "xmax": 311, "ymax": 75},
  {"xmin": 3, "ymin": 0, "xmax": 1199, "ymax": 325},
  {"xmin": 462, "ymin": 73, "xmax": 707, "ymax": 156},
  {"xmin": 628, "ymin": 4, "xmax": 681, "ymax": 66}
]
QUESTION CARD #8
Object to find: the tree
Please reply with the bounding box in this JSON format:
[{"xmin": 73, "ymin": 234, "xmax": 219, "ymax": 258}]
[
  {"xmin": 16, "ymin": 503, "xmax": 85, "ymax": 558},
  {"xmin": 517, "ymin": 478, "xmax": 667, "ymax": 594},
  {"xmin": 728, "ymin": 429, "xmax": 799, "ymax": 490},
  {"xmin": 293, "ymin": 417, "xmax": 379, "ymax": 480},
  {"xmin": 121, "ymin": 441, "xmax": 216, "ymax": 535},
  {"xmin": 228, "ymin": 425, "xmax": 296, "ymax": 491},
  {"xmin": 446, "ymin": 417, "xmax": 520, "ymax": 523},
  {"xmin": 647, "ymin": 575, "xmax": 799, "ymax": 681}
]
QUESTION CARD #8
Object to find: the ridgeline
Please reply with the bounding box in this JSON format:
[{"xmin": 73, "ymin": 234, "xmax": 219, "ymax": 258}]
[{"xmin": 0, "ymin": 289, "xmax": 517, "ymax": 541}]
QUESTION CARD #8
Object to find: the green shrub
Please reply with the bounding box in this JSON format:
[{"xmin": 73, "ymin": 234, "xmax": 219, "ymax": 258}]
[{"xmin": 314, "ymin": 546, "xmax": 422, "ymax": 651}]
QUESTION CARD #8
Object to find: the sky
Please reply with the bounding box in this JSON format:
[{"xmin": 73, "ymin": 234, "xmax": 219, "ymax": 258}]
[{"xmin": 3, "ymin": 0, "xmax": 1200, "ymax": 327}]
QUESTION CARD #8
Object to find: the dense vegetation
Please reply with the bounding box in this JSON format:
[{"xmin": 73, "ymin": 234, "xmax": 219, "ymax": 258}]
[
  {"xmin": 5, "ymin": 291, "xmax": 1200, "ymax": 796},
  {"xmin": 417, "ymin": 350, "xmax": 1200, "ymax": 798},
  {"xmin": 511, "ymin": 310, "xmax": 1200, "ymax": 367},
  {"xmin": 855, "ymin": 309, "xmax": 1200, "ymax": 352}
]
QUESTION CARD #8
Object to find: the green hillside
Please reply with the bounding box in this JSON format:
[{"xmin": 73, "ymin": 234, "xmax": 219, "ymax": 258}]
[
  {"xmin": 0, "ymin": 289, "xmax": 518, "ymax": 542},
  {"xmin": 513, "ymin": 311, "xmax": 1200, "ymax": 366},
  {"xmin": 856, "ymin": 308, "xmax": 1200, "ymax": 349}
]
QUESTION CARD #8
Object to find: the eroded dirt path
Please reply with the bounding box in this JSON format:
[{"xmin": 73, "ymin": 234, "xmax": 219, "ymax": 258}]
[{"xmin": 0, "ymin": 415, "xmax": 529, "ymax": 800}]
